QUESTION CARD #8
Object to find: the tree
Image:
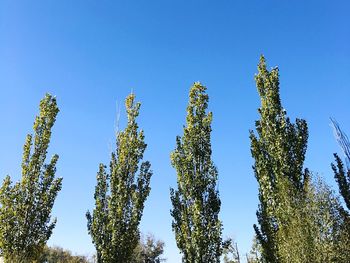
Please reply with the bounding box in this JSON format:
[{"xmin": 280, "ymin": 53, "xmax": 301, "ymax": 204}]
[
  {"xmin": 39, "ymin": 246, "xmax": 89, "ymax": 263},
  {"xmin": 132, "ymin": 234, "xmax": 166, "ymax": 263},
  {"xmin": 330, "ymin": 119, "xmax": 350, "ymax": 261},
  {"xmin": 249, "ymin": 56, "xmax": 309, "ymax": 262},
  {"xmin": 330, "ymin": 118, "xmax": 350, "ymax": 211},
  {"xmin": 86, "ymin": 93, "xmax": 152, "ymax": 263},
  {"xmin": 246, "ymin": 237, "xmax": 264, "ymax": 263},
  {"xmin": 332, "ymin": 154, "xmax": 350, "ymax": 211},
  {"xmin": 0, "ymin": 94, "xmax": 62, "ymax": 262},
  {"xmin": 170, "ymin": 82, "xmax": 223, "ymax": 263},
  {"xmin": 222, "ymin": 238, "xmax": 241, "ymax": 263},
  {"xmin": 309, "ymin": 177, "xmax": 350, "ymax": 262},
  {"xmin": 278, "ymin": 174, "xmax": 350, "ymax": 263}
]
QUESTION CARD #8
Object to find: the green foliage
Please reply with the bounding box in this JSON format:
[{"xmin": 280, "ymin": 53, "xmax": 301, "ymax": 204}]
[
  {"xmin": 86, "ymin": 93, "xmax": 152, "ymax": 263},
  {"xmin": 332, "ymin": 154, "xmax": 350, "ymax": 211},
  {"xmin": 250, "ymin": 56, "xmax": 309, "ymax": 262},
  {"xmin": 277, "ymin": 175, "xmax": 350, "ymax": 263},
  {"xmin": 309, "ymin": 177, "xmax": 350, "ymax": 262},
  {"xmin": 170, "ymin": 82, "xmax": 223, "ymax": 263},
  {"xmin": 0, "ymin": 94, "xmax": 62, "ymax": 262},
  {"xmin": 222, "ymin": 238, "xmax": 264, "ymax": 263},
  {"xmin": 330, "ymin": 119, "xmax": 350, "ymax": 261},
  {"xmin": 331, "ymin": 119, "xmax": 350, "ymax": 211},
  {"xmin": 132, "ymin": 234, "xmax": 166, "ymax": 263},
  {"xmin": 39, "ymin": 246, "xmax": 90, "ymax": 263},
  {"xmin": 246, "ymin": 237, "xmax": 264, "ymax": 263},
  {"xmin": 250, "ymin": 57, "xmax": 350, "ymax": 262}
]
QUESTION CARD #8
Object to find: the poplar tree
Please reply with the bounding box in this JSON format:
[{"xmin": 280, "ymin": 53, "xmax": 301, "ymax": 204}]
[
  {"xmin": 170, "ymin": 82, "xmax": 223, "ymax": 263},
  {"xmin": 249, "ymin": 56, "xmax": 309, "ymax": 262},
  {"xmin": 0, "ymin": 94, "xmax": 62, "ymax": 262},
  {"xmin": 330, "ymin": 119, "xmax": 350, "ymax": 258},
  {"xmin": 332, "ymin": 154, "xmax": 350, "ymax": 211},
  {"xmin": 86, "ymin": 93, "xmax": 152, "ymax": 263}
]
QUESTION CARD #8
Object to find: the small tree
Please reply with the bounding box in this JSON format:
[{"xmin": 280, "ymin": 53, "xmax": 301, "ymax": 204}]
[
  {"xmin": 296, "ymin": 175, "xmax": 350, "ymax": 263},
  {"xmin": 222, "ymin": 238, "xmax": 241, "ymax": 263},
  {"xmin": 170, "ymin": 82, "xmax": 223, "ymax": 263},
  {"xmin": 86, "ymin": 93, "xmax": 152, "ymax": 263},
  {"xmin": 246, "ymin": 237, "xmax": 264, "ymax": 263},
  {"xmin": 132, "ymin": 234, "xmax": 166, "ymax": 263},
  {"xmin": 40, "ymin": 246, "xmax": 89, "ymax": 263},
  {"xmin": 0, "ymin": 94, "xmax": 62, "ymax": 262}
]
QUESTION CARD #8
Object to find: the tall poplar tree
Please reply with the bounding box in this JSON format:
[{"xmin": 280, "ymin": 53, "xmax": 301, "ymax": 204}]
[
  {"xmin": 0, "ymin": 94, "xmax": 62, "ymax": 262},
  {"xmin": 170, "ymin": 82, "xmax": 223, "ymax": 263},
  {"xmin": 249, "ymin": 56, "xmax": 309, "ymax": 263},
  {"xmin": 86, "ymin": 93, "xmax": 152, "ymax": 263}
]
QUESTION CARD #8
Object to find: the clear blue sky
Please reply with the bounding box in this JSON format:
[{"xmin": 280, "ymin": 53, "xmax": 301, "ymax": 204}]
[{"xmin": 0, "ymin": 1, "xmax": 349, "ymax": 262}]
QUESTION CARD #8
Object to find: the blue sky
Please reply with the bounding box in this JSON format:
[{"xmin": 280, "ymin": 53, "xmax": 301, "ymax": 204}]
[{"xmin": 0, "ymin": 1, "xmax": 349, "ymax": 262}]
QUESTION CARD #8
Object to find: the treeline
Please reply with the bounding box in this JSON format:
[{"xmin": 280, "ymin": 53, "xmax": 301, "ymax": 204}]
[
  {"xmin": 37, "ymin": 234, "xmax": 164, "ymax": 263},
  {"xmin": 0, "ymin": 56, "xmax": 349, "ymax": 263}
]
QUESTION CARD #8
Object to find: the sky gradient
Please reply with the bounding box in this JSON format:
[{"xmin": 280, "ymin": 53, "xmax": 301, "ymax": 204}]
[{"xmin": 0, "ymin": 1, "xmax": 349, "ymax": 262}]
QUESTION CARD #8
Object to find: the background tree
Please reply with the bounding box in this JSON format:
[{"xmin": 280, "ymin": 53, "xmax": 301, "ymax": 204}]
[
  {"xmin": 222, "ymin": 238, "xmax": 241, "ymax": 263},
  {"xmin": 170, "ymin": 82, "xmax": 223, "ymax": 263},
  {"xmin": 0, "ymin": 94, "xmax": 62, "ymax": 262},
  {"xmin": 246, "ymin": 237, "xmax": 264, "ymax": 263},
  {"xmin": 308, "ymin": 177, "xmax": 350, "ymax": 262},
  {"xmin": 86, "ymin": 93, "xmax": 152, "ymax": 263},
  {"xmin": 277, "ymin": 175, "xmax": 349, "ymax": 263},
  {"xmin": 250, "ymin": 56, "xmax": 309, "ymax": 262},
  {"xmin": 132, "ymin": 234, "xmax": 166, "ymax": 263},
  {"xmin": 39, "ymin": 246, "xmax": 90, "ymax": 263}
]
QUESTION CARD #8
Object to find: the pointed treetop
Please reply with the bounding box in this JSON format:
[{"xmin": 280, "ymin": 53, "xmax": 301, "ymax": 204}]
[
  {"xmin": 187, "ymin": 82, "xmax": 211, "ymax": 125},
  {"xmin": 35, "ymin": 93, "xmax": 59, "ymax": 130},
  {"xmin": 125, "ymin": 93, "xmax": 141, "ymax": 123},
  {"xmin": 258, "ymin": 54, "xmax": 266, "ymax": 70},
  {"xmin": 255, "ymin": 56, "xmax": 282, "ymax": 114}
]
